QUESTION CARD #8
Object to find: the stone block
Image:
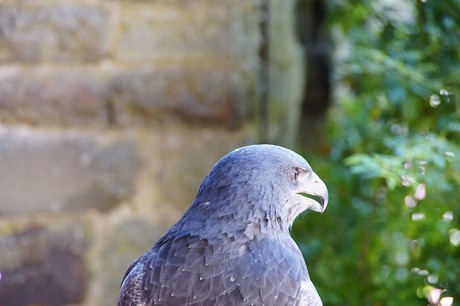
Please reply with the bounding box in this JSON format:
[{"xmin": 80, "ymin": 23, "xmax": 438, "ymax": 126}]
[
  {"xmin": 95, "ymin": 217, "xmax": 170, "ymax": 306},
  {"xmin": 115, "ymin": 1, "xmax": 261, "ymax": 71},
  {"xmin": 88, "ymin": 127, "xmax": 253, "ymax": 305},
  {"xmin": 266, "ymin": 0, "xmax": 305, "ymax": 147},
  {"xmin": 108, "ymin": 64, "xmax": 252, "ymax": 128},
  {"xmin": 0, "ymin": 127, "xmax": 141, "ymax": 215},
  {"xmin": 150, "ymin": 124, "xmax": 252, "ymax": 211},
  {"xmin": 0, "ymin": 66, "xmax": 107, "ymax": 126},
  {"xmin": 0, "ymin": 4, "xmax": 112, "ymax": 63},
  {"xmin": 0, "ymin": 215, "xmax": 91, "ymax": 306}
]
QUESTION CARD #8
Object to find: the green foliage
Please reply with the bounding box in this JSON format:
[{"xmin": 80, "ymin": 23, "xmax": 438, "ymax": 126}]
[{"xmin": 293, "ymin": 1, "xmax": 460, "ymax": 305}]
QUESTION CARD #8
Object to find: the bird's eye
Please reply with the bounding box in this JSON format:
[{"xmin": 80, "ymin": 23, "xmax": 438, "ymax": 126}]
[{"xmin": 292, "ymin": 167, "xmax": 305, "ymax": 181}]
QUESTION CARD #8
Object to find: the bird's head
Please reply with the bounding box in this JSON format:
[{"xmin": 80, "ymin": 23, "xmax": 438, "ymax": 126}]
[{"xmin": 194, "ymin": 144, "xmax": 328, "ymax": 230}]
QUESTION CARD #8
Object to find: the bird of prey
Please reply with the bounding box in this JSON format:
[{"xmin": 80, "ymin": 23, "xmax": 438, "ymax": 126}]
[{"xmin": 118, "ymin": 144, "xmax": 328, "ymax": 306}]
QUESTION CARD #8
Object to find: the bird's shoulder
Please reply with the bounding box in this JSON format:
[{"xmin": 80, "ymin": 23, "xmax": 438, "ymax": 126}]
[{"xmin": 124, "ymin": 229, "xmax": 311, "ymax": 305}]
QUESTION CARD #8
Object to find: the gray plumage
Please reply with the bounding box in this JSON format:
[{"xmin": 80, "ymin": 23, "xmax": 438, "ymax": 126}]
[{"xmin": 118, "ymin": 144, "xmax": 328, "ymax": 306}]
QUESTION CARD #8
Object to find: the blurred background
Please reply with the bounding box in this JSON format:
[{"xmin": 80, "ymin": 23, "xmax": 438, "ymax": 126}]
[{"xmin": 0, "ymin": 0, "xmax": 458, "ymax": 305}]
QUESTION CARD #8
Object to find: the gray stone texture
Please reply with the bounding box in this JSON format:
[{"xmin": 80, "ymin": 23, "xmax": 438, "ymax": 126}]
[
  {"xmin": 98, "ymin": 218, "xmax": 169, "ymax": 306},
  {"xmin": 115, "ymin": 1, "xmax": 261, "ymax": 71},
  {"xmin": 266, "ymin": 0, "xmax": 305, "ymax": 147},
  {"xmin": 0, "ymin": 127, "xmax": 141, "ymax": 215},
  {"xmin": 150, "ymin": 126, "xmax": 249, "ymax": 212},
  {"xmin": 0, "ymin": 0, "xmax": 306, "ymax": 305},
  {"xmin": 108, "ymin": 65, "xmax": 251, "ymax": 128},
  {"xmin": 0, "ymin": 216, "xmax": 90, "ymax": 306},
  {"xmin": 0, "ymin": 4, "xmax": 112, "ymax": 63},
  {"xmin": 0, "ymin": 66, "xmax": 107, "ymax": 126},
  {"xmin": 0, "ymin": 64, "xmax": 253, "ymax": 128}
]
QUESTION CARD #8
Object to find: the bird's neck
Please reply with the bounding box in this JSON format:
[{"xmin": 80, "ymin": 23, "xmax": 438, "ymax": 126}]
[
  {"xmin": 189, "ymin": 190, "xmax": 294, "ymax": 241},
  {"xmin": 213, "ymin": 204, "xmax": 292, "ymax": 242}
]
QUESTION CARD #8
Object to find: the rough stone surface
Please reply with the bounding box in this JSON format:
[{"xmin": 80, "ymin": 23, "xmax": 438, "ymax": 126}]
[
  {"xmin": 267, "ymin": 0, "xmax": 305, "ymax": 147},
  {"xmin": 0, "ymin": 66, "xmax": 108, "ymax": 126},
  {"xmin": 0, "ymin": 127, "xmax": 141, "ymax": 216},
  {"xmin": 150, "ymin": 125, "xmax": 251, "ymax": 211},
  {"xmin": 0, "ymin": 0, "xmax": 306, "ymax": 305},
  {"xmin": 108, "ymin": 64, "xmax": 252, "ymax": 128},
  {"xmin": 0, "ymin": 63, "xmax": 255, "ymax": 128},
  {"xmin": 96, "ymin": 217, "xmax": 170, "ymax": 306},
  {"xmin": 0, "ymin": 4, "xmax": 112, "ymax": 63},
  {"xmin": 0, "ymin": 215, "xmax": 90, "ymax": 306},
  {"xmin": 115, "ymin": 1, "xmax": 260, "ymax": 71}
]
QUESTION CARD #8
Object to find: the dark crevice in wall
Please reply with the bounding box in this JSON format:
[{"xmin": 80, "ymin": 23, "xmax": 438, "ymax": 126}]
[
  {"xmin": 258, "ymin": 0, "xmax": 271, "ymax": 143},
  {"xmin": 295, "ymin": 0, "xmax": 332, "ymax": 151},
  {"xmin": 105, "ymin": 98, "xmax": 118, "ymax": 127}
]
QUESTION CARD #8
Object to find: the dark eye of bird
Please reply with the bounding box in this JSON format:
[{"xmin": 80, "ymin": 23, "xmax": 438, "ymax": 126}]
[
  {"xmin": 292, "ymin": 167, "xmax": 310, "ymax": 181},
  {"xmin": 293, "ymin": 167, "xmax": 301, "ymax": 180}
]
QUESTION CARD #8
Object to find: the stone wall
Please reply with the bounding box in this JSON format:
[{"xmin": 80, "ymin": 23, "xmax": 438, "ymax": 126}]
[{"xmin": 0, "ymin": 1, "xmax": 304, "ymax": 305}]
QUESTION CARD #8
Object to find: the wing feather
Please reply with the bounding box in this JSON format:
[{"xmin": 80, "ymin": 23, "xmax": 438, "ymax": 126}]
[{"xmin": 118, "ymin": 229, "xmax": 320, "ymax": 306}]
